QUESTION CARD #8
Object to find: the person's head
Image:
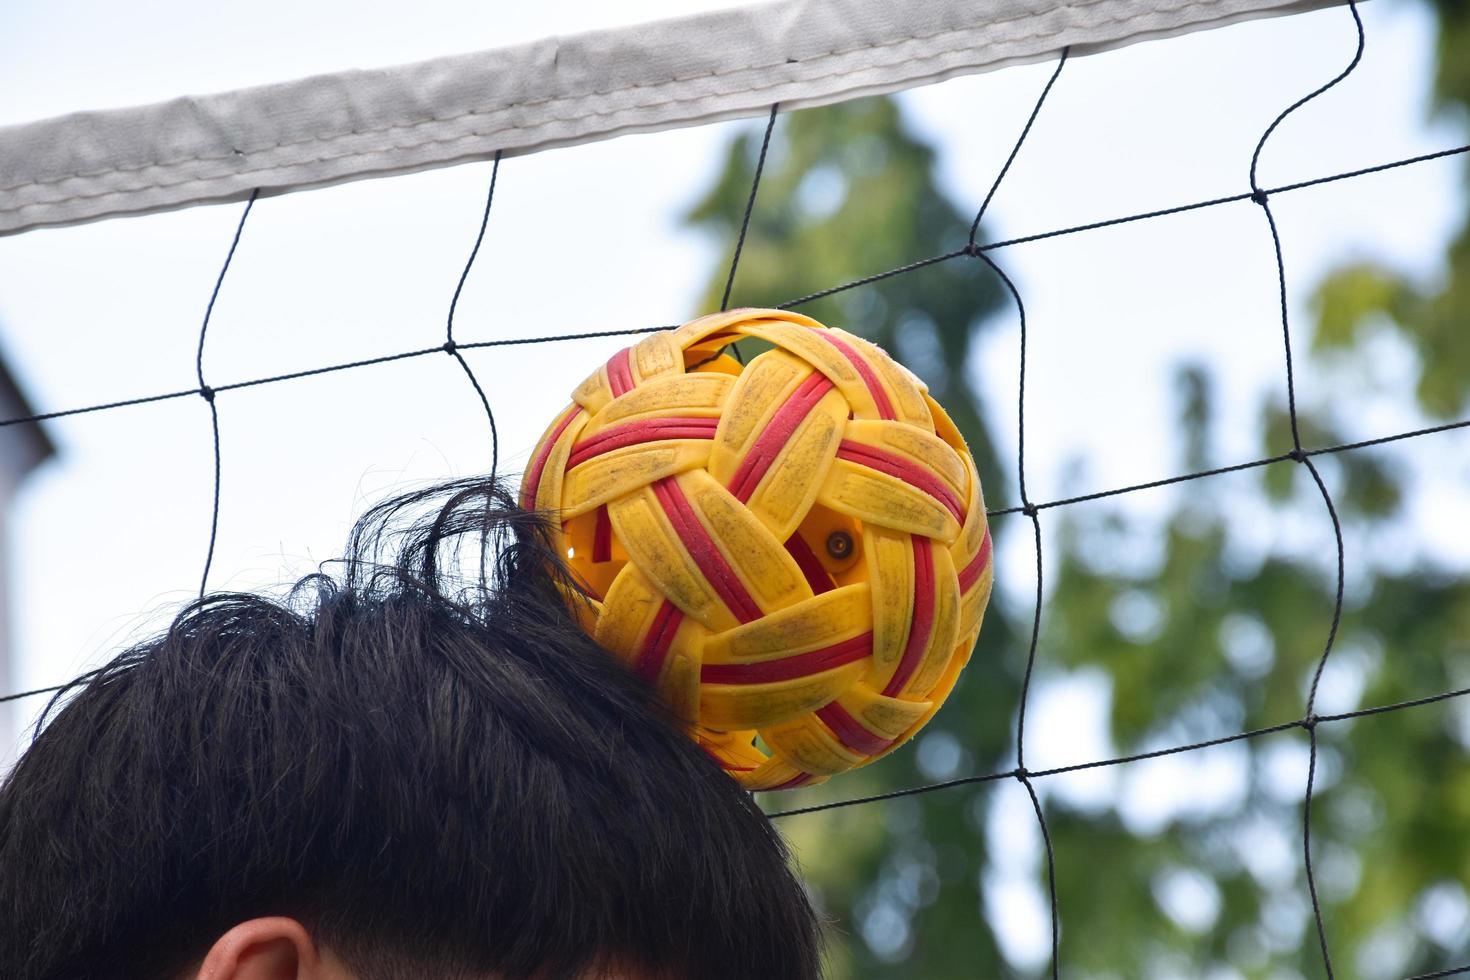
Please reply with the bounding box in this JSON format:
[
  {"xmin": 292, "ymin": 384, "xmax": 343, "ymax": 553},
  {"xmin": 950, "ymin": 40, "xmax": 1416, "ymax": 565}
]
[{"xmin": 0, "ymin": 477, "xmax": 822, "ymax": 980}]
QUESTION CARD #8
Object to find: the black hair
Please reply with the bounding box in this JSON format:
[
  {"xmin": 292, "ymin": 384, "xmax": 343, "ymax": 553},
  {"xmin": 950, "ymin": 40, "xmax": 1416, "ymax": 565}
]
[{"xmin": 0, "ymin": 477, "xmax": 822, "ymax": 980}]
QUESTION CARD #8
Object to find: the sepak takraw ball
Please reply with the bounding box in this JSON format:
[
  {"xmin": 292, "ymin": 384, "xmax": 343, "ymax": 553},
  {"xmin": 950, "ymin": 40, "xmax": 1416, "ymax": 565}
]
[{"xmin": 521, "ymin": 309, "xmax": 993, "ymax": 791}]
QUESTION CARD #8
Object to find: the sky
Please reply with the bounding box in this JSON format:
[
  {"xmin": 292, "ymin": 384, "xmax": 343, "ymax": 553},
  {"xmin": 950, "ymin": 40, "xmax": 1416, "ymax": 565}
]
[{"xmin": 0, "ymin": 0, "xmax": 1465, "ymax": 973}]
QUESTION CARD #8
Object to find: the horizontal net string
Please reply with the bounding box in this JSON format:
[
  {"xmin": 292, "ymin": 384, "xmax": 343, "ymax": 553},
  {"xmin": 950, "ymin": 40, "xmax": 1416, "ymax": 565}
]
[
  {"xmin": 767, "ymin": 681, "xmax": 1470, "ymax": 820},
  {"xmin": 1407, "ymin": 965, "xmax": 1470, "ymax": 979},
  {"xmin": 0, "ymin": 328, "xmax": 672, "ymax": 429},
  {"xmin": 776, "ymin": 143, "xmax": 1470, "ymax": 309},
  {"xmin": 2, "ymin": 411, "xmax": 1461, "ymax": 707},
  {"xmin": 0, "ymin": 143, "xmax": 1462, "ymax": 434},
  {"xmin": 986, "ymin": 414, "xmax": 1470, "ymax": 517}
]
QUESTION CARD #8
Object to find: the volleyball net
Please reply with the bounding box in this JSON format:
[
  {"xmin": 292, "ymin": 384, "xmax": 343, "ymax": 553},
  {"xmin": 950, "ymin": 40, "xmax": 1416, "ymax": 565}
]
[{"xmin": 1, "ymin": 0, "xmax": 1468, "ymax": 975}]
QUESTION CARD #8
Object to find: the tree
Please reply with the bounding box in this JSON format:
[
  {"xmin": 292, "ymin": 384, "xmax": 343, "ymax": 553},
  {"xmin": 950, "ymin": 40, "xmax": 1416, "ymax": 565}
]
[{"xmin": 683, "ymin": 4, "xmax": 1469, "ymax": 971}]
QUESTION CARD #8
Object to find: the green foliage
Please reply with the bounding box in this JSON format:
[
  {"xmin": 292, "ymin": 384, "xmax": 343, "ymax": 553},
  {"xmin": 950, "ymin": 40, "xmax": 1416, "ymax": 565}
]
[
  {"xmin": 1310, "ymin": 251, "xmax": 1470, "ymax": 418},
  {"xmin": 1430, "ymin": 0, "xmax": 1470, "ymax": 120},
  {"xmin": 1310, "ymin": 262, "xmax": 1414, "ymax": 352},
  {"xmin": 1308, "ymin": 0, "xmax": 1470, "ymax": 421},
  {"xmin": 684, "ymin": 11, "xmax": 1469, "ymax": 971}
]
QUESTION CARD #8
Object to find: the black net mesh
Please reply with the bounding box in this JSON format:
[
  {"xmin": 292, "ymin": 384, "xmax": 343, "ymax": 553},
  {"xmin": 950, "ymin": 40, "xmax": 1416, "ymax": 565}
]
[{"xmin": 3, "ymin": 1, "xmax": 1467, "ymax": 975}]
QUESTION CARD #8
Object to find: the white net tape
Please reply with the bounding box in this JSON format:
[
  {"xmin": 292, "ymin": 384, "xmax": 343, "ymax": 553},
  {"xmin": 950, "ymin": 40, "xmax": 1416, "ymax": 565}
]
[{"xmin": 0, "ymin": 0, "xmax": 1339, "ymax": 236}]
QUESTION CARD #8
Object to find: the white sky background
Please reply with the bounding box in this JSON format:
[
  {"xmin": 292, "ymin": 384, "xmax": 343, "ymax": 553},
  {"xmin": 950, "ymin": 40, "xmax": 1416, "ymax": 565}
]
[{"xmin": 0, "ymin": 0, "xmax": 1466, "ymax": 972}]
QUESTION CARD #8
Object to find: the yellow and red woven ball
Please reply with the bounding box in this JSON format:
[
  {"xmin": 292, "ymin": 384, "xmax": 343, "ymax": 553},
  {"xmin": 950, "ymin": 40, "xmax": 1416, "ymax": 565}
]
[{"xmin": 521, "ymin": 309, "xmax": 993, "ymax": 791}]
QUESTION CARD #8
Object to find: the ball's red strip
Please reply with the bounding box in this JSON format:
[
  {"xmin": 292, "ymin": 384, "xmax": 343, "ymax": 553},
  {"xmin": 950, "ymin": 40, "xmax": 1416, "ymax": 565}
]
[
  {"xmin": 566, "ymin": 416, "xmax": 719, "ymax": 470},
  {"xmin": 592, "ymin": 504, "xmax": 613, "ymax": 562},
  {"xmin": 784, "ymin": 531, "xmax": 835, "ymax": 595},
  {"xmin": 836, "ymin": 440, "xmax": 965, "ymax": 523},
  {"xmin": 807, "ymin": 327, "xmax": 895, "ymax": 420},
  {"xmin": 651, "ymin": 476, "xmax": 764, "ymax": 624},
  {"xmin": 769, "ymin": 772, "xmax": 815, "ymax": 791},
  {"xmin": 816, "ymin": 701, "xmax": 894, "ymax": 756},
  {"xmin": 700, "ymin": 631, "xmax": 873, "ymax": 684},
  {"xmin": 957, "ymin": 526, "xmax": 994, "ymax": 594},
  {"xmin": 881, "ymin": 537, "xmax": 935, "ymax": 697},
  {"xmin": 520, "ymin": 406, "xmax": 585, "ymax": 508},
  {"xmin": 606, "ymin": 347, "xmax": 635, "ymax": 397},
  {"xmin": 727, "ymin": 372, "xmax": 835, "ymax": 502},
  {"xmin": 634, "ymin": 598, "xmax": 683, "ymax": 685}
]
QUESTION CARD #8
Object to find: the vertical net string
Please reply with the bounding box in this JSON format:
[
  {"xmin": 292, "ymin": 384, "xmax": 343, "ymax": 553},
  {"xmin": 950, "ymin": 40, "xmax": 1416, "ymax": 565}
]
[
  {"xmin": 1247, "ymin": 2, "xmax": 1364, "ymax": 975},
  {"xmin": 719, "ymin": 102, "xmax": 779, "ymax": 367},
  {"xmin": 968, "ymin": 48, "xmax": 1069, "ymax": 249},
  {"xmin": 195, "ymin": 188, "xmax": 259, "ymax": 597},
  {"xmin": 446, "ymin": 152, "xmax": 503, "ymax": 489},
  {"xmin": 688, "ymin": 103, "xmax": 779, "ymax": 372},
  {"xmin": 964, "ymin": 47, "xmax": 1068, "ymax": 978},
  {"xmin": 721, "ymin": 102, "xmax": 779, "ymax": 314},
  {"xmin": 980, "ymin": 248, "xmax": 1060, "ymax": 976}
]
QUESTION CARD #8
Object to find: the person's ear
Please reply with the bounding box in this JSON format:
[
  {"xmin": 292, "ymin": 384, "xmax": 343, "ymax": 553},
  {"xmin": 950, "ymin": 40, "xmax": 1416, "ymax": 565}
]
[{"xmin": 194, "ymin": 917, "xmax": 333, "ymax": 980}]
